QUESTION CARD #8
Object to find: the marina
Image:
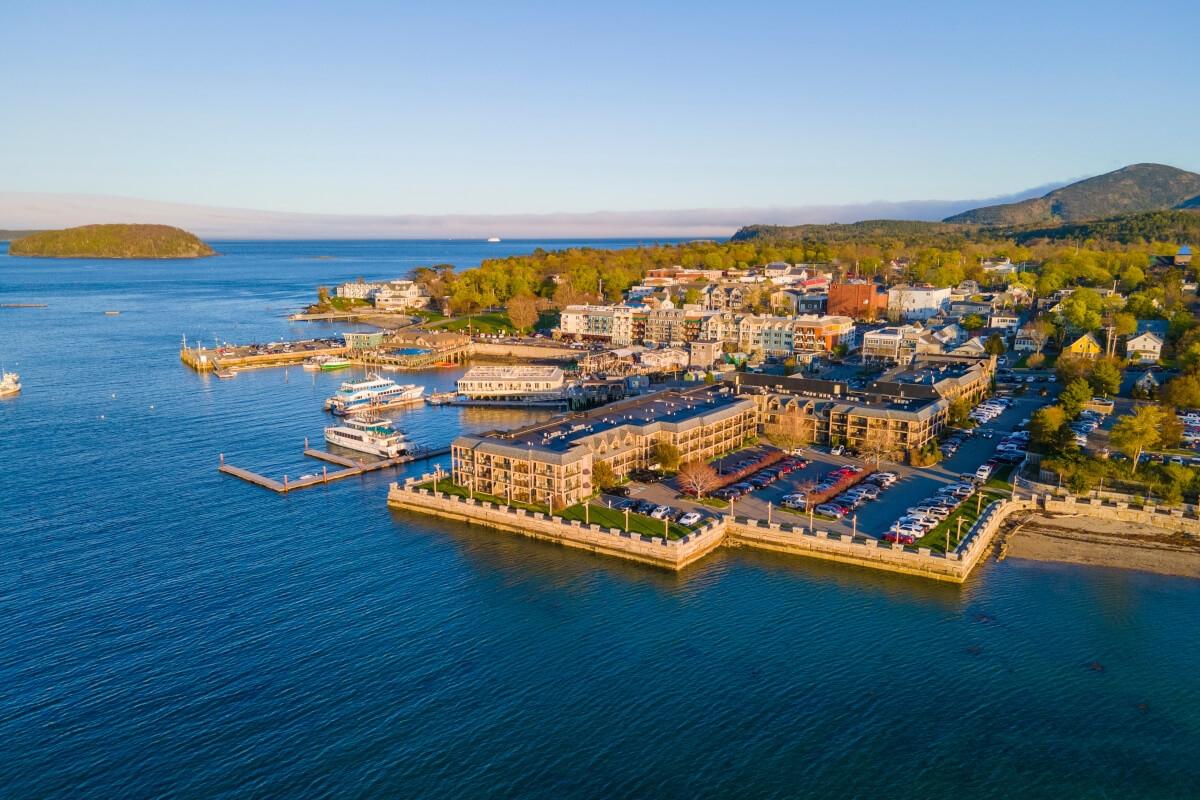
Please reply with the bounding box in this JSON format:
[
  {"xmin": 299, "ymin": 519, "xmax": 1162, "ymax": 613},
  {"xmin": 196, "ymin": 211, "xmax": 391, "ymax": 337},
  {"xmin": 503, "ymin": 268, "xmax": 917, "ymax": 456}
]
[{"xmin": 217, "ymin": 443, "xmax": 450, "ymax": 493}]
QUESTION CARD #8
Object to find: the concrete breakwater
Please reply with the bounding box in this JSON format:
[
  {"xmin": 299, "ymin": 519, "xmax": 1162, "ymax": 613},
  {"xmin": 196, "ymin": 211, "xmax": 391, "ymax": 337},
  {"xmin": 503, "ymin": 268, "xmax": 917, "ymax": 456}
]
[{"xmin": 388, "ymin": 476, "xmax": 1032, "ymax": 581}]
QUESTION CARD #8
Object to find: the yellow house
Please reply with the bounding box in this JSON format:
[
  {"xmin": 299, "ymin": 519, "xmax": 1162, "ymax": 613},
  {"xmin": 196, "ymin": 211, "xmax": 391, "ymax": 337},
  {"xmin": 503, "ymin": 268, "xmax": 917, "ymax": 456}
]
[{"xmin": 1064, "ymin": 332, "xmax": 1102, "ymax": 359}]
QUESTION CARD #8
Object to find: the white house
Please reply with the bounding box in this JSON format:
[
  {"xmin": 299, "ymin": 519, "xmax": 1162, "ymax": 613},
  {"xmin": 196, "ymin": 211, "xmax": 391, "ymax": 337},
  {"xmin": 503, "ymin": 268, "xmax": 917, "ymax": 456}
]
[
  {"xmin": 989, "ymin": 313, "xmax": 1021, "ymax": 331},
  {"xmin": 373, "ymin": 280, "xmax": 430, "ymax": 311},
  {"xmin": 1125, "ymin": 332, "xmax": 1163, "ymax": 364},
  {"xmin": 887, "ymin": 285, "xmax": 951, "ymax": 321}
]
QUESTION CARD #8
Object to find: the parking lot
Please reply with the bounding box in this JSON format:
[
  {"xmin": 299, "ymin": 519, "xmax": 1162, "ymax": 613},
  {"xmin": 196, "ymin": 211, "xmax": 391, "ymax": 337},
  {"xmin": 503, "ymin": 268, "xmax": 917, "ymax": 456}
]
[{"xmin": 603, "ymin": 394, "xmax": 1049, "ymax": 541}]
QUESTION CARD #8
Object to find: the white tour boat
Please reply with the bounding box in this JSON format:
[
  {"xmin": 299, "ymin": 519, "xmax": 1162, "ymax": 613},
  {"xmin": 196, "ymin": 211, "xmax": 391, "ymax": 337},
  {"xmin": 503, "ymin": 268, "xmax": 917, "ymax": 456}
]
[
  {"xmin": 324, "ymin": 373, "xmax": 425, "ymax": 415},
  {"xmin": 324, "ymin": 417, "xmax": 409, "ymax": 459}
]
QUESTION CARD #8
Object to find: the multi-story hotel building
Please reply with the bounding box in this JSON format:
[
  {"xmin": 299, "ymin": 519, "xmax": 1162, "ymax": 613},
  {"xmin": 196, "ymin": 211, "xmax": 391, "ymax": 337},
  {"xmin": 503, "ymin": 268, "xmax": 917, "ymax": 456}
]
[
  {"xmin": 451, "ymin": 387, "xmax": 758, "ymax": 507},
  {"xmin": 734, "ymin": 357, "xmax": 993, "ymax": 457}
]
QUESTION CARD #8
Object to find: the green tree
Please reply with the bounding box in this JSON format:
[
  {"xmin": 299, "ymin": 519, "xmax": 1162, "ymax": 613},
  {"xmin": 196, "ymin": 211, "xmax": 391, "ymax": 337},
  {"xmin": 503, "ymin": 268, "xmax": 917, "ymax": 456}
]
[
  {"xmin": 984, "ymin": 333, "xmax": 1007, "ymax": 356},
  {"xmin": 652, "ymin": 441, "xmax": 681, "ymax": 472},
  {"xmin": 1120, "ymin": 265, "xmax": 1146, "ymax": 291},
  {"xmin": 1030, "ymin": 405, "xmax": 1067, "ymax": 447},
  {"xmin": 1088, "ymin": 360, "xmax": 1122, "ymax": 397},
  {"xmin": 1110, "ymin": 405, "xmax": 1166, "ymax": 474},
  {"xmin": 1162, "ymin": 374, "xmax": 1200, "ymax": 408},
  {"xmin": 1058, "ymin": 288, "xmax": 1104, "ymax": 332},
  {"xmin": 1056, "ymin": 356, "xmax": 1091, "ymax": 385},
  {"xmin": 1060, "ymin": 379, "xmax": 1093, "ymax": 418},
  {"xmin": 591, "ymin": 460, "xmax": 617, "ymax": 490},
  {"xmin": 948, "ymin": 397, "xmax": 972, "ymax": 427},
  {"xmin": 962, "ymin": 313, "xmax": 986, "ymax": 331},
  {"xmin": 1112, "ymin": 312, "xmax": 1138, "ymax": 338},
  {"xmin": 683, "ymin": 287, "xmax": 703, "ymax": 305}
]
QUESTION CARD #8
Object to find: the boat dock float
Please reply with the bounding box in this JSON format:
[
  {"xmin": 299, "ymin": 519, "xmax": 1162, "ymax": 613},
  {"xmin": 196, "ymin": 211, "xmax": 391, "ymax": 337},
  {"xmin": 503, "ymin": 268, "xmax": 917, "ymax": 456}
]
[{"xmin": 217, "ymin": 446, "xmax": 451, "ymax": 493}]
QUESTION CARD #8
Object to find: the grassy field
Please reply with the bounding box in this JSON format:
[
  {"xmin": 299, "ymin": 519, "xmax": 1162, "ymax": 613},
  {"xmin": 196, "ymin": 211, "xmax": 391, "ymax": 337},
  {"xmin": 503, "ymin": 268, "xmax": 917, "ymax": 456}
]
[
  {"xmin": 984, "ymin": 463, "xmax": 1016, "ymax": 494},
  {"xmin": 436, "ymin": 312, "xmax": 515, "ymax": 334},
  {"xmin": 917, "ymin": 496, "xmax": 990, "ymax": 553},
  {"xmin": 415, "ymin": 480, "xmax": 691, "ymax": 539},
  {"xmin": 557, "ymin": 503, "xmax": 691, "ymax": 539}
]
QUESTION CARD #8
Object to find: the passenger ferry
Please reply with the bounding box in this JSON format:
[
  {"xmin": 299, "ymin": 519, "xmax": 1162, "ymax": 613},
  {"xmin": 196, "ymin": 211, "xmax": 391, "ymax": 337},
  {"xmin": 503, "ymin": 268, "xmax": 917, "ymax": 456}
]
[
  {"xmin": 324, "ymin": 417, "xmax": 409, "ymax": 459},
  {"xmin": 324, "ymin": 374, "xmax": 425, "ymax": 415},
  {"xmin": 0, "ymin": 372, "xmax": 21, "ymax": 398}
]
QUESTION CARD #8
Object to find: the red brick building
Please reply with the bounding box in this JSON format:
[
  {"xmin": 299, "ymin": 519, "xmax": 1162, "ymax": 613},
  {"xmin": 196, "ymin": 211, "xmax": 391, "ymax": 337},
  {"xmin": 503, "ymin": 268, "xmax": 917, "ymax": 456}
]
[{"xmin": 828, "ymin": 282, "xmax": 888, "ymax": 320}]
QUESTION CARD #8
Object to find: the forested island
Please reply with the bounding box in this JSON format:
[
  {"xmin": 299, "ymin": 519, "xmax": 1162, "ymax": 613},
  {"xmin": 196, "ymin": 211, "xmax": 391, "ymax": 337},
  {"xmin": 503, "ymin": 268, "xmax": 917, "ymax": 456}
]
[{"xmin": 9, "ymin": 224, "xmax": 214, "ymax": 259}]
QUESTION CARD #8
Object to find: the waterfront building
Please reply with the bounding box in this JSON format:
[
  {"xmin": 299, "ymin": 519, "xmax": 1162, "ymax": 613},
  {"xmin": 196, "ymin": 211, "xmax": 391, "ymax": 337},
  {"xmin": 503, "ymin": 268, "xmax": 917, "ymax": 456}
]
[
  {"xmin": 457, "ymin": 366, "xmax": 566, "ymax": 402},
  {"xmin": 373, "ymin": 280, "xmax": 430, "ymax": 310},
  {"xmin": 343, "ymin": 331, "xmax": 387, "ymax": 349},
  {"xmin": 639, "ymin": 347, "xmax": 689, "ymax": 371},
  {"xmin": 451, "ymin": 387, "xmax": 758, "ymax": 506},
  {"xmin": 335, "ymin": 279, "xmax": 387, "ymax": 300}
]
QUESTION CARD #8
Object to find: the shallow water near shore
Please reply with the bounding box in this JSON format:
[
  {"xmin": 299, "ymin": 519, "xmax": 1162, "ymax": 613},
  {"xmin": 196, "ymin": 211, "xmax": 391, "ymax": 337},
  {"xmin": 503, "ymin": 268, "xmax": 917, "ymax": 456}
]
[{"xmin": 2, "ymin": 240, "xmax": 1199, "ymax": 799}]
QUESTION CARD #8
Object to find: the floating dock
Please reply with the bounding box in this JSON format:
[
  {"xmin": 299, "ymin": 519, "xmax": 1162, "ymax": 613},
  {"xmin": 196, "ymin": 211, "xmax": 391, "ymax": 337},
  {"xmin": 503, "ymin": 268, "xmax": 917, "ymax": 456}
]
[{"xmin": 218, "ymin": 446, "xmax": 450, "ymax": 493}]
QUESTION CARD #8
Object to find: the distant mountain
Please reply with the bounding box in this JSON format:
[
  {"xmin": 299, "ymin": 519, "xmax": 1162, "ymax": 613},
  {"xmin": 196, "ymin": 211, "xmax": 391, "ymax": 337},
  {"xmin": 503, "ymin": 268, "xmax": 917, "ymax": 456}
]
[
  {"xmin": 944, "ymin": 163, "xmax": 1200, "ymax": 225},
  {"xmin": 9, "ymin": 224, "xmax": 214, "ymax": 259},
  {"xmin": 731, "ymin": 220, "xmax": 965, "ymax": 244},
  {"xmin": 0, "ymin": 229, "xmax": 40, "ymax": 241}
]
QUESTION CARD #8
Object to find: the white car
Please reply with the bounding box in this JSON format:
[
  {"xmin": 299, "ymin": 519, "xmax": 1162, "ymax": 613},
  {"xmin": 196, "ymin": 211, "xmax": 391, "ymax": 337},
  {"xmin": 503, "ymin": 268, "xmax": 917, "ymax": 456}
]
[
  {"xmin": 975, "ymin": 465, "xmax": 993, "ymax": 481},
  {"xmin": 678, "ymin": 511, "xmax": 703, "ymax": 526},
  {"xmin": 650, "ymin": 505, "xmax": 673, "ymax": 519}
]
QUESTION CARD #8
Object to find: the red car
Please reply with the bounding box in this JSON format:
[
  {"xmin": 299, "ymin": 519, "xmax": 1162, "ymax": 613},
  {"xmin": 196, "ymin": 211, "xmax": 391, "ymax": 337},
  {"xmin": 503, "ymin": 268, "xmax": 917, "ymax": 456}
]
[{"xmin": 883, "ymin": 532, "xmax": 917, "ymax": 545}]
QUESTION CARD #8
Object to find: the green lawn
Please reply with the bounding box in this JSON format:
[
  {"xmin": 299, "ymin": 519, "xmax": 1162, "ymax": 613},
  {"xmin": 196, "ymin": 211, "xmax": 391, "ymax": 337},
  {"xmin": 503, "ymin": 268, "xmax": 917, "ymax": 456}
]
[
  {"xmin": 917, "ymin": 496, "xmax": 990, "ymax": 553},
  {"xmin": 558, "ymin": 503, "xmax": 691, "ymax": 539},
  {"xmin": 984, "ymin": 463, "xmax": 1016, "ymax": 494},
  {"xmin": 415, "ymin": 480, "xmax": 690, "ymax": 539},
  {"xmin": 694, "ymin": 495, "xmax": 730, "ymax": 509},
  {"xmin": 438, "ymin": 312, "xmax": 517, "ymax": 335}
]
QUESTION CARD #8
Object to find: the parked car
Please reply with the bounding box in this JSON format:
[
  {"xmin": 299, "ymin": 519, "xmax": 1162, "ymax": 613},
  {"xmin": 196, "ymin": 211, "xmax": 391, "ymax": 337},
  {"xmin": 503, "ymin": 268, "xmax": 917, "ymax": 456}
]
[
  {"xmin": 650, "ymin": 505, "xmax": 673, "ymax": 520},
  {"xmin": 830, "ymin": 445, "xmax": 845, "ymax": 456},
  {"xmin": 814, "ymin": 503, "xmax": 846, "ymax": 519},
  {"xmin": 883, "ymin": 531, "xmax": 917, "ymax": 544},
  {"xmin": 678, "ymin": 511, "xmax": 703, "ymax": 526}
]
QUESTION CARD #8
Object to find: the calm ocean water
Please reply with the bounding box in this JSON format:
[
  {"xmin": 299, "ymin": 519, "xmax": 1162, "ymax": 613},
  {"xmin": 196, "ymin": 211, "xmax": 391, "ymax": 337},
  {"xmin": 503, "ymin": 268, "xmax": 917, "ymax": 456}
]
[{"xmin": 1, "ymin": 240, "xmax": 1199, "ymax": 799}]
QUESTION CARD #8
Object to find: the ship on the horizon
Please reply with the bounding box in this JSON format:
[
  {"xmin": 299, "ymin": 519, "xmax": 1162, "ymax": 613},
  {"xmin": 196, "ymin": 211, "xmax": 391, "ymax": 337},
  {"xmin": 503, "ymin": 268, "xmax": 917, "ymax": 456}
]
[{"xmin": 486, "ymin": 237, "xmax": 501, "ymax": 243}]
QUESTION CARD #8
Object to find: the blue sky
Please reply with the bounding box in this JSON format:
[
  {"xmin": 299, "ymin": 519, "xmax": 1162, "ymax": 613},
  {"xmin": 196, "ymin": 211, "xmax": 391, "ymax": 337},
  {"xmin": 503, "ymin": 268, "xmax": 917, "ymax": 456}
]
[{"xmin": 3, "ymin": 0, "xmax": 1197, "ymax": 216}]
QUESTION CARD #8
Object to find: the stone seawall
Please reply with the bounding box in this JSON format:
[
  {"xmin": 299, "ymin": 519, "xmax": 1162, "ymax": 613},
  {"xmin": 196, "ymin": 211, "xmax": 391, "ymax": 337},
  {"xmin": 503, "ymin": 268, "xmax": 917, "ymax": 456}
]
[
  {"xmin": 388, "ymin": 476, "xmax": 1034, "ymax": 580},
  {"xmin": 387, "ymin": 478, "xmax": 725, "ymax": 571},
  {"xmin": 1041, "ymin": 495, "xmax": 1200, "ymax": 534}
]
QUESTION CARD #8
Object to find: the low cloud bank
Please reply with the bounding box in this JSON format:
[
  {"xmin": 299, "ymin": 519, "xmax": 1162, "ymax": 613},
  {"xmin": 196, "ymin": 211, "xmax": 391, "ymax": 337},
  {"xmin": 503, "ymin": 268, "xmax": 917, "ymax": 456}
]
[{"xmin": 0, "ymin": 183, "xmax": 1064, "ymax": 239}]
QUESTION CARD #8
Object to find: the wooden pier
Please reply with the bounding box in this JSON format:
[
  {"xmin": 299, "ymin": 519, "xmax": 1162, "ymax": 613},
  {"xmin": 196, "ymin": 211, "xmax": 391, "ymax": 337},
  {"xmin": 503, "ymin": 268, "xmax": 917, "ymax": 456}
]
[{"xmin": 218, "ymin": 446, "xmax": 451, "ymax": 493}]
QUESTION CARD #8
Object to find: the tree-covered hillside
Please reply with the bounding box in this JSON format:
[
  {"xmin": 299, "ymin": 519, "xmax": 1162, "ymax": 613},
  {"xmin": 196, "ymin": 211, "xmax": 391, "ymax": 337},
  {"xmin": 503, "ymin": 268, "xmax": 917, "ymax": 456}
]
[{"xmin": 9, "ymin": 224, "xmax": 214, "ymax": 259}]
